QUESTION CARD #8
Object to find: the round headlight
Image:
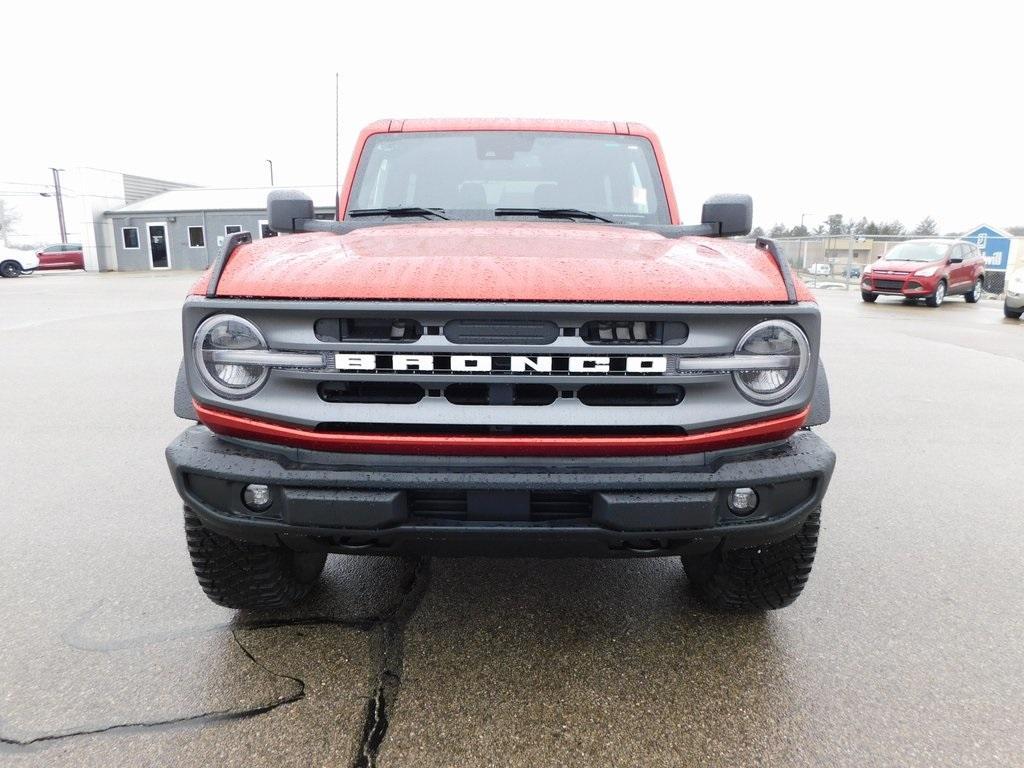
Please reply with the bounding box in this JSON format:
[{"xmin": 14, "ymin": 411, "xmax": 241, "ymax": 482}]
[
  {"xmin": 193, "ymin": 315, "xmax": 269, "ymax": 398},
  {"xmin": 733, "ymin": 320, "xmax": 810, "ymax": 404}
]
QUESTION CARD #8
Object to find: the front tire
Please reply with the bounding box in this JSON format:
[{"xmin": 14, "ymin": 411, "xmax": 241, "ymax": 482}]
[
  {"xmin": 0, "ymin": 260, "xmax": 22, "ymax": 278},
  {"xmin": 965, "ymin": 278, "xmax": 983, "ymax": 303},
  {"xmin": 183, "ymin": 507, "xmax": 326, "ymax": 610},
  {"xmin": 926, "ymin": 280, "xmax": 946, "ymax": 307},
  {"xmin": 861, "ymin": 292, "xmax": 877, "ymax": 303},
  {"xmin": 683, "ymin": 509, "xmax": 820, "ymax": 611}
]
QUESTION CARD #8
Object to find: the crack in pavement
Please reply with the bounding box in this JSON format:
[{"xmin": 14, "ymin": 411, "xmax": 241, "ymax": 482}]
[
  {"xmin": 353, "ymin": 557, "xmax": 432, "ymax": 768},
  {"xmin": 1, "ymin": 557, "xmax": 430, "ymax": 753}
]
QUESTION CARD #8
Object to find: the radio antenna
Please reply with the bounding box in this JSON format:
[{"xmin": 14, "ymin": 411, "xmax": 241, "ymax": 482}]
[{"xmin": 335, "ymin": 72, "xmax": 340, "ymax": 220}]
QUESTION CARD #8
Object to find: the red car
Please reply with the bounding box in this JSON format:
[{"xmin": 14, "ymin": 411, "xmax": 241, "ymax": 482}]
[
  {"xmin": 167, "ymin": 119, "xmax": 835, "ymax": 613},
  {"xmin": 861, "ymin": 239, "xmax": 985, "ymax": 307},
  {"xmin": 36, "ymin": 243, "xmax": 84, "ymax": 271}
]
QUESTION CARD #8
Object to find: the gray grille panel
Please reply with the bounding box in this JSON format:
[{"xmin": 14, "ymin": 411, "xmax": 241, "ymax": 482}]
[{"xmin": 183, "ymin": 298, "xmax": 821, "ymax": 433}]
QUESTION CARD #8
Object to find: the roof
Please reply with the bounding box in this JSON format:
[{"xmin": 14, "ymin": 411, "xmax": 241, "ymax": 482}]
[
  {"xmin": 105, "ymin": 185, "xmax": 337, "ymax": 215},
  {"xmin": 363, "ymin": 118, "xmax": 656, "ymax": 138}
]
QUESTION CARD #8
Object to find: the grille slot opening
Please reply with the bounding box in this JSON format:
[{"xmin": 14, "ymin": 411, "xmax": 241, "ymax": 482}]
[
  {"xmin": 577, "ymin": 384, "xmax": 684, "ymax": 407},
  {"xmin": 407, "ymin": 490, "xmax": 593, "ymax": 522},
  {"xmin": 445, "ymin": 383, "xmax": 558, "ymax": 406},
  {"xmin": 314, "ymin": 318, "xmax": 423, "ymax": 342},
  {"xmin": 407, "ymin": 490, "xmax": 469, "ymax": 519},
  {"xmin": 444, "ymin": 319, "xmax": 559, "ymax": 345},
  {"xmin": 580, "ymin": 320, "xmax": 688, "ymax": 345},
  {"xmin": 318, "ymin": 381, "xmax": 424, "ymax": 404}
]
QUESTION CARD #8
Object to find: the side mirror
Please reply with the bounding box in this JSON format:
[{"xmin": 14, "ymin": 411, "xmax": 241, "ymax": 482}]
[
  {"xmin": 267, "ymin": 190, "xmax": 314, "ymax": 234},
  {"xmin": 701, "ymin": 193, "xmax": 753, "ymax": 237},
  {"xmin": 949, "ymin": 254, "xmax": 963, "ymax": 264}
]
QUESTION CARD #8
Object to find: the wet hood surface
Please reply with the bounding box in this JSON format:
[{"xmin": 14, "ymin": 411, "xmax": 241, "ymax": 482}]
[{"xmin": 193, "ymin": 221, "xmax": 809, "ymax": 303}]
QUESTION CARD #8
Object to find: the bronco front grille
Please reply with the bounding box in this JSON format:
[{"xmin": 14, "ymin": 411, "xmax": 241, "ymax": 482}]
[{"xmin": 184, "ymin": 298, "xmax": 822, "ymax": 437}]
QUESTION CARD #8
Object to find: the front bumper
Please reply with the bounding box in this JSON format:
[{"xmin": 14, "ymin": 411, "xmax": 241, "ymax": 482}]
[
  {"xmin": 1005, "ymin": 290, "xmax": 1024, "ymax": 311},
  {"xmin": 167, "ymin": 426, "xmax": 835, "ymax": 557},
  {"xmin": 862, "ymin": 274, "xmax": 938, "ymax": 296}
]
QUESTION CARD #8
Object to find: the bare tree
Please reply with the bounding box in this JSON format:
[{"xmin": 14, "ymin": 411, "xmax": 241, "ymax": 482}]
[
  {"xmin": 0, "ymin": 199, "xmax": 21, "ymax": 247},
  {"xmin": 912, "ymin": 216, "xmax": 939, "ymax": 236}
]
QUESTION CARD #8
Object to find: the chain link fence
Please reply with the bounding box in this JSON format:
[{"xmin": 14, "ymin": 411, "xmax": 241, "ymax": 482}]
[{"xmin": 754, "ymin": 235, "xmax": 1021, "ymax": 295}]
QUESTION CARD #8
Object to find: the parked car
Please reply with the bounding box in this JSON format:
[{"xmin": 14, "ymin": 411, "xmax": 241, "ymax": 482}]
[
  {"xmin": 1004, "ymin": 268, "xmax": 1024, "ymax": 319},
  {"xmin": 842, "ymin": 266, "xmax": 861, "ymax": 279},
  {"xmin": 168, "ymin": 118, "xmax": 835, "ymax": 613},
  {"xmin": 0, "ymin": 247, "xmax": 40, "ymax": 278},
  {"xmin": 861, "ymin": 239, "xmax": 985, "ymax": 307},
  {"xmin": 36, "ymin": 243, "xmax": 84, "ymax": 270},
  {"xmin": 808, "ymin": 262, "xmax": 832, "ymax": 275}
]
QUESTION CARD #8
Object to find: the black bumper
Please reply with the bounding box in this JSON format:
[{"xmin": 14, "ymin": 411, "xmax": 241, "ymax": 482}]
[{"xmin": 166, "ymin": 426, "xmax": 835, "ymax": 558}]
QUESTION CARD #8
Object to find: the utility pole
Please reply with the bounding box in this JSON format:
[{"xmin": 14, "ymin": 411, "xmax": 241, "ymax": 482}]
[
  {"xmin": 50, "ymin": 168, "xmax": 67, "ymax": 244},
  {"xmin": 266, "ymin": 159, "xmax": 274, "ymax": 186}
]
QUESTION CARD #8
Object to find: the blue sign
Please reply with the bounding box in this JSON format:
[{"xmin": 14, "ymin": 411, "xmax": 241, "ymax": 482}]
[{"xmin": 962, "ymin": 224, "xmax": 1011, "ymax": 271}]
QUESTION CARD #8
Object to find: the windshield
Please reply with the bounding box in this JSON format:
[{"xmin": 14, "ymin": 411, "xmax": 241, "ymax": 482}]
[
  {"xmin": 882, "ymin": 242, "xmax": 950, "ymax": 262},
  {"xmin": 347, "ymin": 131, "xmax": 670, "ymax": 225}
]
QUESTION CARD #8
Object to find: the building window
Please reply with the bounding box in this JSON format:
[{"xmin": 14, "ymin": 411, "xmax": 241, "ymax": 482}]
[
  {"xmin": 188, "ymin": 226, "xmax": 205, "ymax": 248},
  {"xmin": 225, "ymin": 225, "xmax": 242, "ymax": 236},
  {"xmin": 122, "ymin": 227, "xmax": 140, "ymax": 249}
]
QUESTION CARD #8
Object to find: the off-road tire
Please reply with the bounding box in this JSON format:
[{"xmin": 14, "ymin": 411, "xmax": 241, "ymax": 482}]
[
  {"xmin": 925, "ymin": 280, "xmax": 946, "ymax": 307},
  {"xmin": 965, "ymin": 278, "xmax": 983, "ymax": 303},
  {"xmin": 183, "ymin": 507, "xmax": 326, "ymax": 610},
  {"xmin": 683, "ymin": 509, "xmax": 820, "ymax": 611},
  {"xmin": 861, "ymin": 292, "xmax": 877, "ymax": 303},
  {"xmin": 1005, "ymin": 304, "xmax": 1023, "ymax": 320},
  {"xmin": 0, "ymin": 260, "xmax": 22, "ymax": 278}
]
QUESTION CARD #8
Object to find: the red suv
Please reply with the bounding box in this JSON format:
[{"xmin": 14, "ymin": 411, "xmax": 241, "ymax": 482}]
[
  {"xmin": 35, "ymin": 243, "xmax": 84, "ymax": 271},
  {"xmin": 861, "ymin": 239, "xmax": 985, "ymax": 307}
]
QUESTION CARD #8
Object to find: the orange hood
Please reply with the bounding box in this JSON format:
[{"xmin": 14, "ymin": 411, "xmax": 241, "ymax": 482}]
[{"xmin": 192, "ymin": 221, "xmax": 809, "ymax": 303}]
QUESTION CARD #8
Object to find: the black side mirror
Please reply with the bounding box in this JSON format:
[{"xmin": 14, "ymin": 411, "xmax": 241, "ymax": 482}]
[
  {"xmin": 267, "ymin": 190, "xmax": 315, "ymax": 234},
  {"xmin": 701, "ymin": 194, "xmax": 753, "ymax": 237}
]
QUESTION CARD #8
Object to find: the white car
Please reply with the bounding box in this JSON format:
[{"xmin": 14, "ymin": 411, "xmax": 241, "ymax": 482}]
[
  {"xmin": 808, "ymin": 263, "xmax": 832, "ymax": 276},
  {"xmin": 0, "ymin": 247, "xmax": 39, "ymax": 278}
]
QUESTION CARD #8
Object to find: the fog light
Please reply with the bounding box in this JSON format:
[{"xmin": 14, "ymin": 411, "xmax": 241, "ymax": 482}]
[
  {"xmin": 243, "ymin": 483, "xmax": 273, "ymax": 512},
  {"xmin": 727, "ymin": 487, "xmax": 759, "ymax": 515}
]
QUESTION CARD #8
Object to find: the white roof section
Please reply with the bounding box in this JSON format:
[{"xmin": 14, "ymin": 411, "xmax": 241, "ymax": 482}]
[{"xmin": 106, "ymin": 185, "xmax": 337, "ymax": 214}]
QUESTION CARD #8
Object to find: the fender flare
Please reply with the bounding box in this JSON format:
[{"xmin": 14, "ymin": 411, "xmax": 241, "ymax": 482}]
[
  {"xmin": 807, "ymin": 359, "xmax": 831, "ymax": 427},
  {"xmin": 174, "ymin": 360, "xmax": 198, "ymax": 421}
]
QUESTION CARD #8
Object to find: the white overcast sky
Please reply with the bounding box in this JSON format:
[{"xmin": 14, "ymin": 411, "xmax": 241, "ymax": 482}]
[{"xmin": 2, "ymin": 0, "xmax": 1021, "ymax": 241}]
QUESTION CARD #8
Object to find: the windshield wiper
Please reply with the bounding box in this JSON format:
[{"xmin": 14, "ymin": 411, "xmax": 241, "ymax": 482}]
[
  {"xmin": 493, "ymin": 208, "xmax": 613, "ymax": 223},
  {"xmin": 348, "ymin": 207, "xmax": 450, "ymax": 220}
]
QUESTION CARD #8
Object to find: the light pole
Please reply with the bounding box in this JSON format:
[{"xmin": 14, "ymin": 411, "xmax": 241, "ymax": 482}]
[
  {"xmin": 266, "ymin": 159, "xmax": 274, "ymax": 186},
  {"xmin": 39, "ymin": 168, "xmax": 67, "ymax": 244}
]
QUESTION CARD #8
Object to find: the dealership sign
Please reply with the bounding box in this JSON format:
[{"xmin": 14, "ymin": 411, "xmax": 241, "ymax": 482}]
[{"xmin": 962, "ymin": 224, "xmax": 1011, "ymax": 271}]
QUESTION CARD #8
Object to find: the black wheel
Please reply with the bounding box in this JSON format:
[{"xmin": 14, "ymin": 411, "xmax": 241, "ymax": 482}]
[
  {"xmin": 965, "ymin": 278, "xmax": 983, "ymax": 303},
  {"xmin": 861, "ymin": 292, "xmax": 877, "ymax": 303},
  {"xmin": 925, "ymin": 280, "xmax": 946, "ymax": 307},
  {"xmin": 683, "ymin": 509, "xmax": 820, "ymax": 611},
  {"xmin": 183, "ymin": 507, "xmax": 326, "ymax": 610},
  {"xmin": 1005, "ymin": 304, "xmax": 1023, "ymax": 320},
  {"xmin": 0, "ymin": 260, "xmax": 22, "ymax": 278}
]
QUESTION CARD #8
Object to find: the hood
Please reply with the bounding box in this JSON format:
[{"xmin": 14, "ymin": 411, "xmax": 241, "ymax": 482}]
[
  {"xmin": 193, "ymin": 221, "xmax": 810, "ymax": 303},
  {"xmin": 869, "ymin": 260, "xmax": 939, "ymax": 274}
]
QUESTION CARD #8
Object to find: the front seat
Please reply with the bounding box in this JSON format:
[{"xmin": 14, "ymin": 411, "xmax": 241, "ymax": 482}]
[
  {"xmin": 533, "ymin": 182, "xmax": 560, "ymax": 209},
  {"xmin": 458, "ymin": 182, "xmax": 488, "ymax": 209}
]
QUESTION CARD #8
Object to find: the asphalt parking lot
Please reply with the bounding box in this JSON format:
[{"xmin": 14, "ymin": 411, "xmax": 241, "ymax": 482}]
[{"xmin": 2, "ymin": 271, "xmax": 1022, "ymax": 767}]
